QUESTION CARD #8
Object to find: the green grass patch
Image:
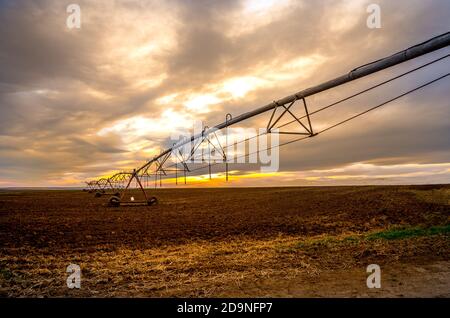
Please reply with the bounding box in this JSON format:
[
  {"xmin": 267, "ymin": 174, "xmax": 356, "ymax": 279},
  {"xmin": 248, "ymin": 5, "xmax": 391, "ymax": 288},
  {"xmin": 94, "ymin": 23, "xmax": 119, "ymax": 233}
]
[
  {"xmin": 294, "ymin": 224, "xmax": 450, "ymax": 249},
  {"xmin": 366, "ymin": 224, "xmax": 450, "ymax": 241}
]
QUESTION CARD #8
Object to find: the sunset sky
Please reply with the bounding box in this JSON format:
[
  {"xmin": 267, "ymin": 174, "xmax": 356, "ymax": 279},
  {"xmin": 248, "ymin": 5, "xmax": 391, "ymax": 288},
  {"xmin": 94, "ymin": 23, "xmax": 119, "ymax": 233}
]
[{"xmin": 0, "ymin": 0, "xmax": 449, "ymax": 187}]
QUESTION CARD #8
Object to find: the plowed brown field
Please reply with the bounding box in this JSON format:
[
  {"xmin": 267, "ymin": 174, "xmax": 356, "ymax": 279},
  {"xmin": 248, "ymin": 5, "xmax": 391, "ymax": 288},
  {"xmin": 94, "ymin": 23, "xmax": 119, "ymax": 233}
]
[{"xmin": 0, "ymin": 185, "xmax": 449, "ymax": 297}]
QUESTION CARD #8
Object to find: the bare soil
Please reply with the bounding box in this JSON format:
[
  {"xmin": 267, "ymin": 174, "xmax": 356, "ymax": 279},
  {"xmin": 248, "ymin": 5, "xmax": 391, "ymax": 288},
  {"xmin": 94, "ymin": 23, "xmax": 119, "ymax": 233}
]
[{"xmin": 0, "ymin": 185, "xmax": 448, "ymax": 297}]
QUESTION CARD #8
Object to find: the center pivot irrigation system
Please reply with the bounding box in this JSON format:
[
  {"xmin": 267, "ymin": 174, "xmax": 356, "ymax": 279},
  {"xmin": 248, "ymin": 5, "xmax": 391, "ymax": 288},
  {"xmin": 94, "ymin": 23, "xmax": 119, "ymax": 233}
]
[{"xmin": 85, "ymin": 32, "xmax": 450, "ymax": 207}]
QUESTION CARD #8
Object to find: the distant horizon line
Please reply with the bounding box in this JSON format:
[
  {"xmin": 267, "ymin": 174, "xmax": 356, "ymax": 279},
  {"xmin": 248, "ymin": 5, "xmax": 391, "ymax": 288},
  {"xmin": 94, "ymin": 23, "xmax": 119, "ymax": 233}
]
[{"xmin": 1, "ymin": 183, "xmax": 449, "ymax": 190}]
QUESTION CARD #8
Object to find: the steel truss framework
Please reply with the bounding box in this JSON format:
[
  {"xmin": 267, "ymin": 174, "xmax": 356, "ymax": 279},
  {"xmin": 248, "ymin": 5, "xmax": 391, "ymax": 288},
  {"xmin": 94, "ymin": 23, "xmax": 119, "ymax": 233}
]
[{"xmin": 84, "ymin": 32, "xmax": 450, "ymax": 207}]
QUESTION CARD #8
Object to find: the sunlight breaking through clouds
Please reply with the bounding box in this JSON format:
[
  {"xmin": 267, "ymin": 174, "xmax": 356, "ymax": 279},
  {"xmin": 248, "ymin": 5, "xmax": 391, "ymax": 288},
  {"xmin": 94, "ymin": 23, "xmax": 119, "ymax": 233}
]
[{"xmin": 98, "ymin": 109, "xmax": 194, "ymax": 143}]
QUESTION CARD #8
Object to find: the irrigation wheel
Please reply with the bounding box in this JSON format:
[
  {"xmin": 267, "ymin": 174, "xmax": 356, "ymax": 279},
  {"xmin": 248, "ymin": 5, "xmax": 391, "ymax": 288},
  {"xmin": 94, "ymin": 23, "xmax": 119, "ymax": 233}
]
[
  {"xmin": 109, "ymin": 195, "xmax": 121, "ymax": 207},
  {"xmin": 147, "ymin": 197, "xmax": 158, "ymax": 206}
]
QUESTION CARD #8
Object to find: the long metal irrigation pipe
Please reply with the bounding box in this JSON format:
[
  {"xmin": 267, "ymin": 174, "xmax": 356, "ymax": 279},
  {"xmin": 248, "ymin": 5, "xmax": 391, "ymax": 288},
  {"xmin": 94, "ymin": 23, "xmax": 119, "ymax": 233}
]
[{"xmin": 135, "ymin": 32, "xmax": 450, "ymax": 174}]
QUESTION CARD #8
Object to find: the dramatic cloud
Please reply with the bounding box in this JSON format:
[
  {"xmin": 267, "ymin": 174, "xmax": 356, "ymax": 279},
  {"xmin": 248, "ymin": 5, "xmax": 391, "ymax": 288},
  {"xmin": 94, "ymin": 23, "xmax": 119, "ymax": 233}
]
[{"xmin": 0, "ymin": 0, "xmax": 449, "ymax": 186}]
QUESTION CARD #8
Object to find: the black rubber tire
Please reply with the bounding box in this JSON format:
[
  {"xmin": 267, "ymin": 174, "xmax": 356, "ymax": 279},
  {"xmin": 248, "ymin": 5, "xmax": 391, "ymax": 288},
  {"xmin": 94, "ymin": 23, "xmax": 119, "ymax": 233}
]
[
  {"xmin": 109, "ymin": 195, "xmax": 121, "ymax": 207},
  {"xmin": 147, "ymin": 197, "xmax": 158, "ymax": 206}
]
